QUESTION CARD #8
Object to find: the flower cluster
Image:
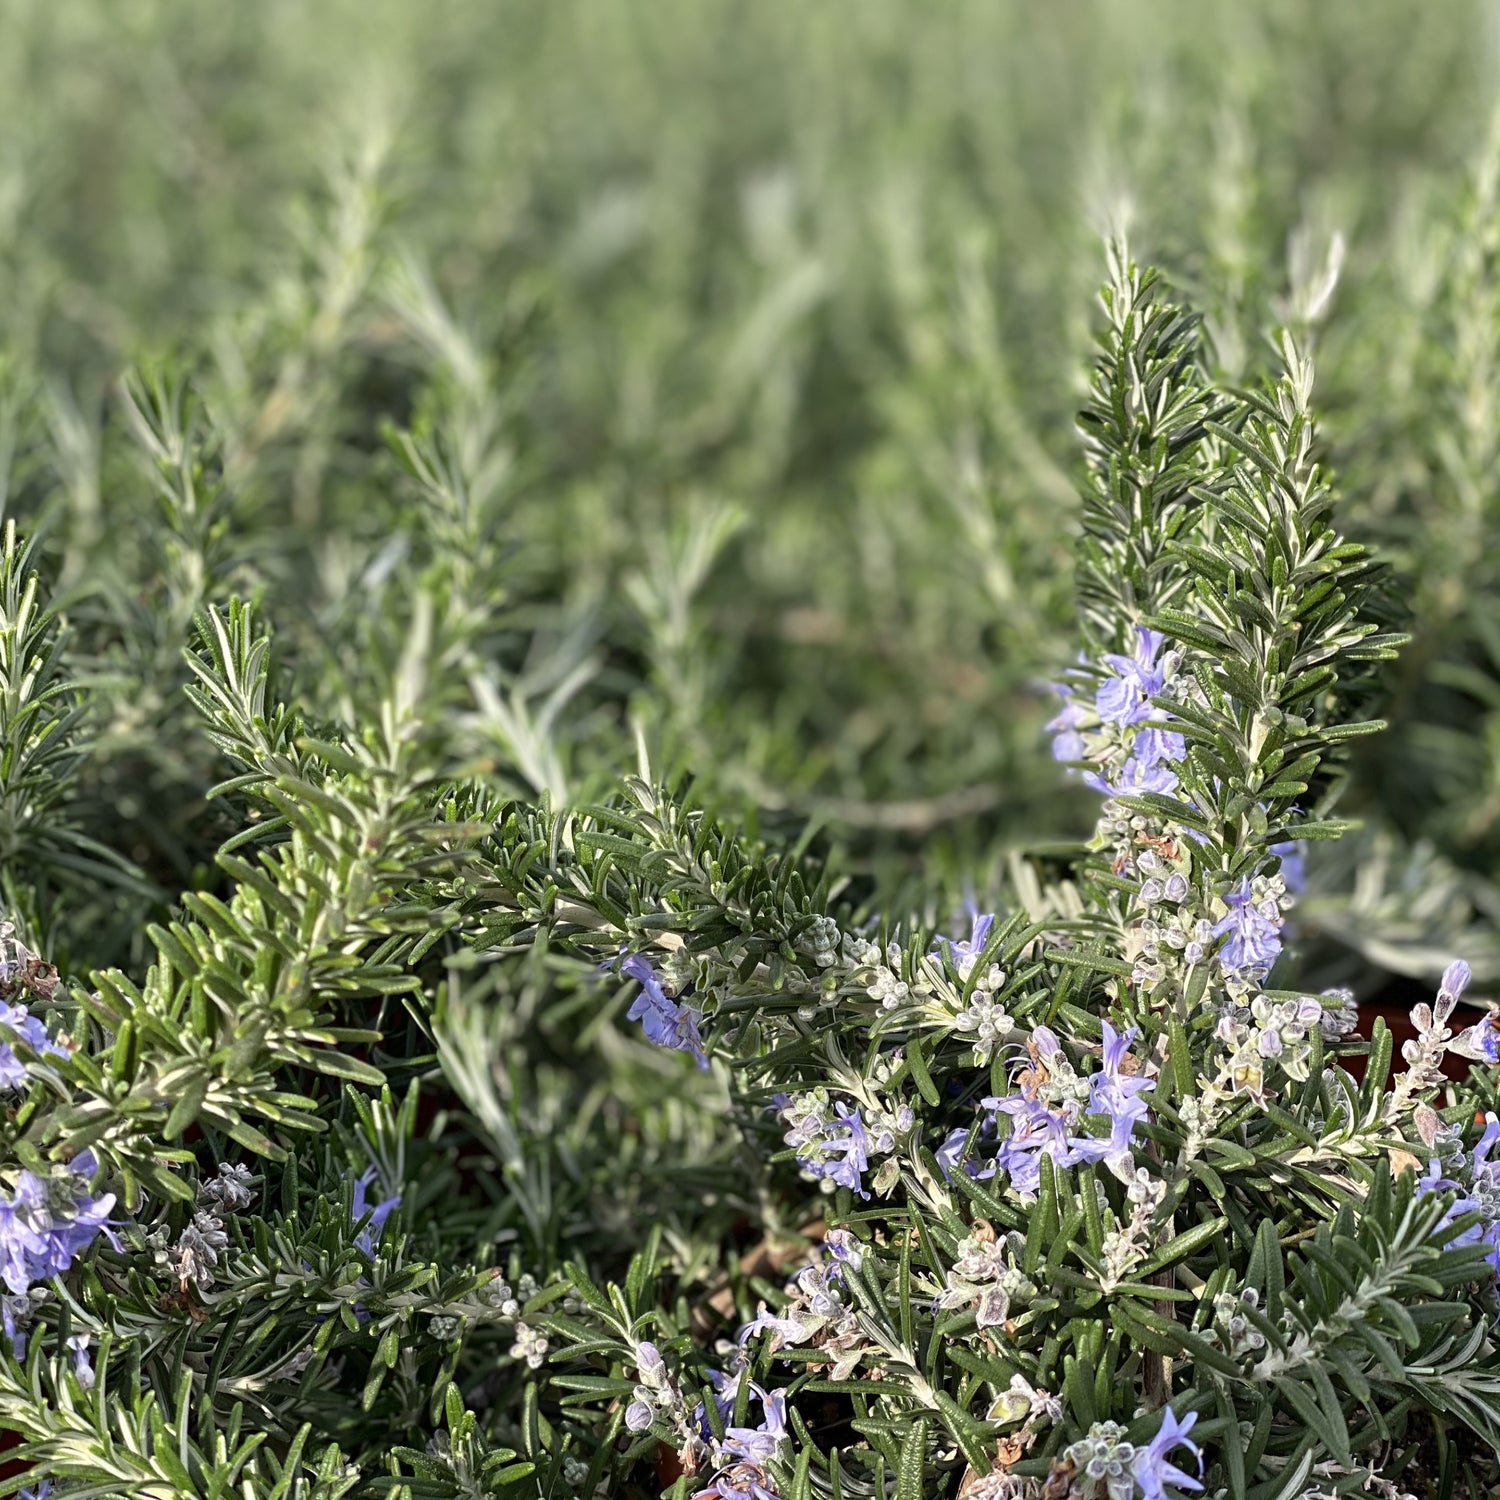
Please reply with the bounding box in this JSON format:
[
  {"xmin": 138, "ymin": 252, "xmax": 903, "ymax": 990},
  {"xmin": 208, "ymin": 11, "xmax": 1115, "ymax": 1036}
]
[
  {"xmin": 1208, "ymin": 993, "xmax": 1327, "ymax": 1102},
  {"xmin": 950, "ymin": 967, "xmax": 1014, "ymax": 1064},
  {"xmin": 695, "ymin": 1385, "xmax": 789, "ymax": 1500},
  {"xmin": 942, "ymin": 1021, "xmax": 1154, "ymax": 1195},
  {"xmin": 623, "ymin": 1338, "xmax": 794, "ymax": 1500},
  {"xmin": 1060, "ymin": 1410, "xmax": 1203, "ymax": 1500},
  {"xmin": 1419, "ymin": 1110, "xmax": 1500, "ymax": 1276},
  {"xmin": 1209, "ymin": 1287, "xmax": 1267, "ymax": 1359},
  {"xmin": 740, "ymin": 1231, "xmax": 869, "ymax": 1381},
  {"xmin": 1211, "ymin": 877, "xmax": 1287, "ymax": 989},
  {"xmin": 796, "ymin": 915, "xmax": 846, "ymax": 969},
  {"xmin": 481, "ymin": 1270, "xmax": 538, "ymax": 1320},
  {"xmin": 1098, "ymin": 1166, "xmax": 1169, "ymax": 1291},
  {"xmin": 510, "ymin": 1321, "xmax": 550, "ymax": 1370},
  {"xmin": 626, "ymin": 1340, "xmax": 693, "ymax": 1435},
  {"xmin": 1049, "ymin": 628, "xmax": 1188, "ymax": 799},
  {"xmin": 775, "ymin": 1090, "xmax": 911, "ymax": 1200},
  {"xmin": 0, "ymin": 1154, "xmax": 116, "ymax": 1300},
  {"xmin": 857, "ymin": 937, "xmax": 914, "ymax": 1012}
]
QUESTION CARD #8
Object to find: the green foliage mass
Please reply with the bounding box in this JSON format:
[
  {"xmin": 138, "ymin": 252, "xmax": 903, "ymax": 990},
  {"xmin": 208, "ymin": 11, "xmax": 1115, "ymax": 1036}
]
[{"xmin": 7, "ymin": 2, "xmax": 1500, "ymax": 1497}]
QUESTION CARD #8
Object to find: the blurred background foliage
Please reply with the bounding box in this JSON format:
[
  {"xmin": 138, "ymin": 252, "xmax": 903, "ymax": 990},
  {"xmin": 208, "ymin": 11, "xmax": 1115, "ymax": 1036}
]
[{"xmin": 5, "ymin": 0, "xmax": 1500, "ymax": 998}]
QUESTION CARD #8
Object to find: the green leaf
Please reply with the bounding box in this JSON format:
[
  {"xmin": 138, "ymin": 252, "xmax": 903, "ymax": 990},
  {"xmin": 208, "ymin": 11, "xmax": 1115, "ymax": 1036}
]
[
  {"xmin": 895, "ymin": 1417, "xmax": 928, "ymax": 1500},
  {"xmin": 906, "ymin": 1035, "xmax": 941, "ymax": 1108}
]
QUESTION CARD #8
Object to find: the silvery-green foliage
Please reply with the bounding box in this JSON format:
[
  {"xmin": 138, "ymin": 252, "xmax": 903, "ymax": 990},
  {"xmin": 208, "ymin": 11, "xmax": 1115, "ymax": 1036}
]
[{"xmin": 9, "ymin": 5, "xmax": 1500, "ymax": 1497}]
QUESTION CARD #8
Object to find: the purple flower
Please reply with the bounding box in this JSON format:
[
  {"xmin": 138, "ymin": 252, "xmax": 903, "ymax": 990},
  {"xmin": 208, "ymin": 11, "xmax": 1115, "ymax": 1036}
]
[
  {"xmin": 1048, "ymin": 691, "xmax": 1088, "ymax": 762},
  {"xmin": 695, "ymin": 1469, "xmax": 784, "ymax": 1500},
  {"xmin": 983, "ymin": 1029, "xmax": 1078, "ymax": 1183},
  {"xmin": 1086, "ymin": 1020, "xmax": 1155, "ymax": 1167},
  {"xmin": 1134, "ymin": 726, "xmax": 1185, "ymax": 769},
  {"xmin": 1419, "ymin": 1113, "xmax": 1500, "ymax": 1275},
  {"xmin": 1441, "ymin": 960, "xmax": 1473, "ymax": 1004},
  {"xmin": 1105, "ymin": 755, "xmax": 1180, "ymax": 797},
  {"xmin": 816, "ymin": 1105, "xmax": 871, "ymax": 1199},
  {"xmin": 1418, "ymin": 1157, "xmax": 1484, "ymax": 1247},
  {"xmin": 66, "ymin": 1332, "xmax": 94, "ymax": 1390},
  {"xmin": 1085, "ymin": 725, "xmax": 1185, "ymax": 798},
  {"xmin": 777, "ymin": 1094, "xmax": 873, "ymax": 1199},
  {"xmin": 694, "ymin": 1365, "xmax": 748, "ymax": 1438},
  {"xmin": 972, "ymin": 1023, "xmax": 1153, "ymax": 1191},
  {"xmin": 1212, "ymin": 879, "xmax": 1283, "ymax": 979},
  {"xmin": 1095, "ymin": 628, "xmax": 1170, "ymax": 727},
  {"xmin": 619, "ymin": 954, "xmax": 709, "ymax": 1069},
  {"xmin": 696, "ymin": 1386, "xmax": 789, "ymax": 1500},
  {"xmin": 935, "ymin": 1125, "xmax": 975, "ymax": 1182},
  {"xmin": 1131, "ymin": 1407, "xmax": 1203, "ymax": 1500},
  {"xmin": 19, "ymin": 1483, "xmax": 52, "ymax": 1500},
  {"xmin": 989, "ymin": 1097, "xmax": 1078, "ymax": 1193},
  {"xmin": 1448, "ymin": 961, "xmax": 1497, "ymax": 1063},
  {"xmin": 722, "ymin": 1389, "xmax": 787, "ymax": 1466},
  {"xmin": 1270, "ymin": 840, "xmax": 1306, "ymax": 896},
  {"xmin": 937, "ymin": 908, "xmax": 995, "ymax": 971},
  {"xmin": 0, "ymin": 1161, "xmax": 118, "ymax": 1295},
  {"xmin": 0, "ymin": 1002, "xmax": 66, "ymax": 1090},
  {"xmin": 351, "ymin": 1167, "xmax": 401, "ymax": 1255}
]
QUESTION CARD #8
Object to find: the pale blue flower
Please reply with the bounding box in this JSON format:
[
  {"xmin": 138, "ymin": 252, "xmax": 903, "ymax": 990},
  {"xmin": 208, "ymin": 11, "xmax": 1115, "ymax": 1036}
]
[
  {"xmin": 937, "ymin": 907, "xmax": 995, "ymax": 971},
  {"xmin": 1441, "ymin": 959, "xmax": 1473, "ymax": 1003},
  {"xmin": 721, "ymin": 1389, "xmax": 787, "ymax": 1466},
  {"xmin": 1134, "ymin": 725, "xmax": 1185, "ymax": 771},
  {"xmin": 813, "ymin": 1104, "xmax": 871, "ymax": 1199},
  {"xmin": 971, "ymin": 1023, "xmax": 1153, "ymax": 1191},
  {"xmin": 1095, "ymin": 627, "xmax": 1170, "ymax": 727},
  {"xmin": 1422, "ymin": 1112, "xmax": 1500, "ymax": 1275},
  {"xmin": 1087, "ymin": 1020, "xmax": 1155, "ymax": 1167},
  {"xmin": 1131, "ymin": 1407, "xmax": 1203, "ymax": 1500},
  {"xmin": 695, "ymin": 1364, "xmax": 748, "ymax": 1438},
  {"xmin": 935, "ymin": 1125, "xmax": 976, "ymax": 1182},
  {"xmin": 351, "ymin": 1167, "xmax": 400, "ymax": 1255},
  {"xmin": 0, "ymin": 1001, "xmax": 66, "ymax": 1090},
  {"xmin": 66, "ymin": 1332, "xmax": 94, "ymax": 1390},
  {"xmin": 0, "ymin": 1158, "xmax": 117, "ymax": 1295},
  {"xmin": 1213, "ymin": 879, "xmax": 1282, "ymax": 978},
  {"xmin": 1270, "ymin": 840, "xmax": 1306, "ymax": 896},
  {"xmin": 1102, "ymin": 754, "xmax": 1180, "ymax": 797},
  {"xmin": 619, "ymin": 953, "xmax": 709, "ymax": 1069},
  {"xmin": 1047, "ymin": 691, "xmax": 1088, "ymax": 762},
  {"xmin": 697, "ymin": 1386, "xmax": 790, "ymax": 1500}
]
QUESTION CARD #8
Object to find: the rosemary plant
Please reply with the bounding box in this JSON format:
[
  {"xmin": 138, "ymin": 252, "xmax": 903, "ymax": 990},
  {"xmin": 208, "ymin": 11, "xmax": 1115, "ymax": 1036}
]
[{"xmin": 9, "ymin": 238, "xmax": 1500, "ymax": 1500}]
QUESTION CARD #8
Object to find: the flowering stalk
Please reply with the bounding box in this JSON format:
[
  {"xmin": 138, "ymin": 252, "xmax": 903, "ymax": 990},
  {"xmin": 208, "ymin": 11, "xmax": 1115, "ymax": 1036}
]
[{"xmin": 470, "ymin": 247, "xmax": 1500, "ymax": 1499}]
